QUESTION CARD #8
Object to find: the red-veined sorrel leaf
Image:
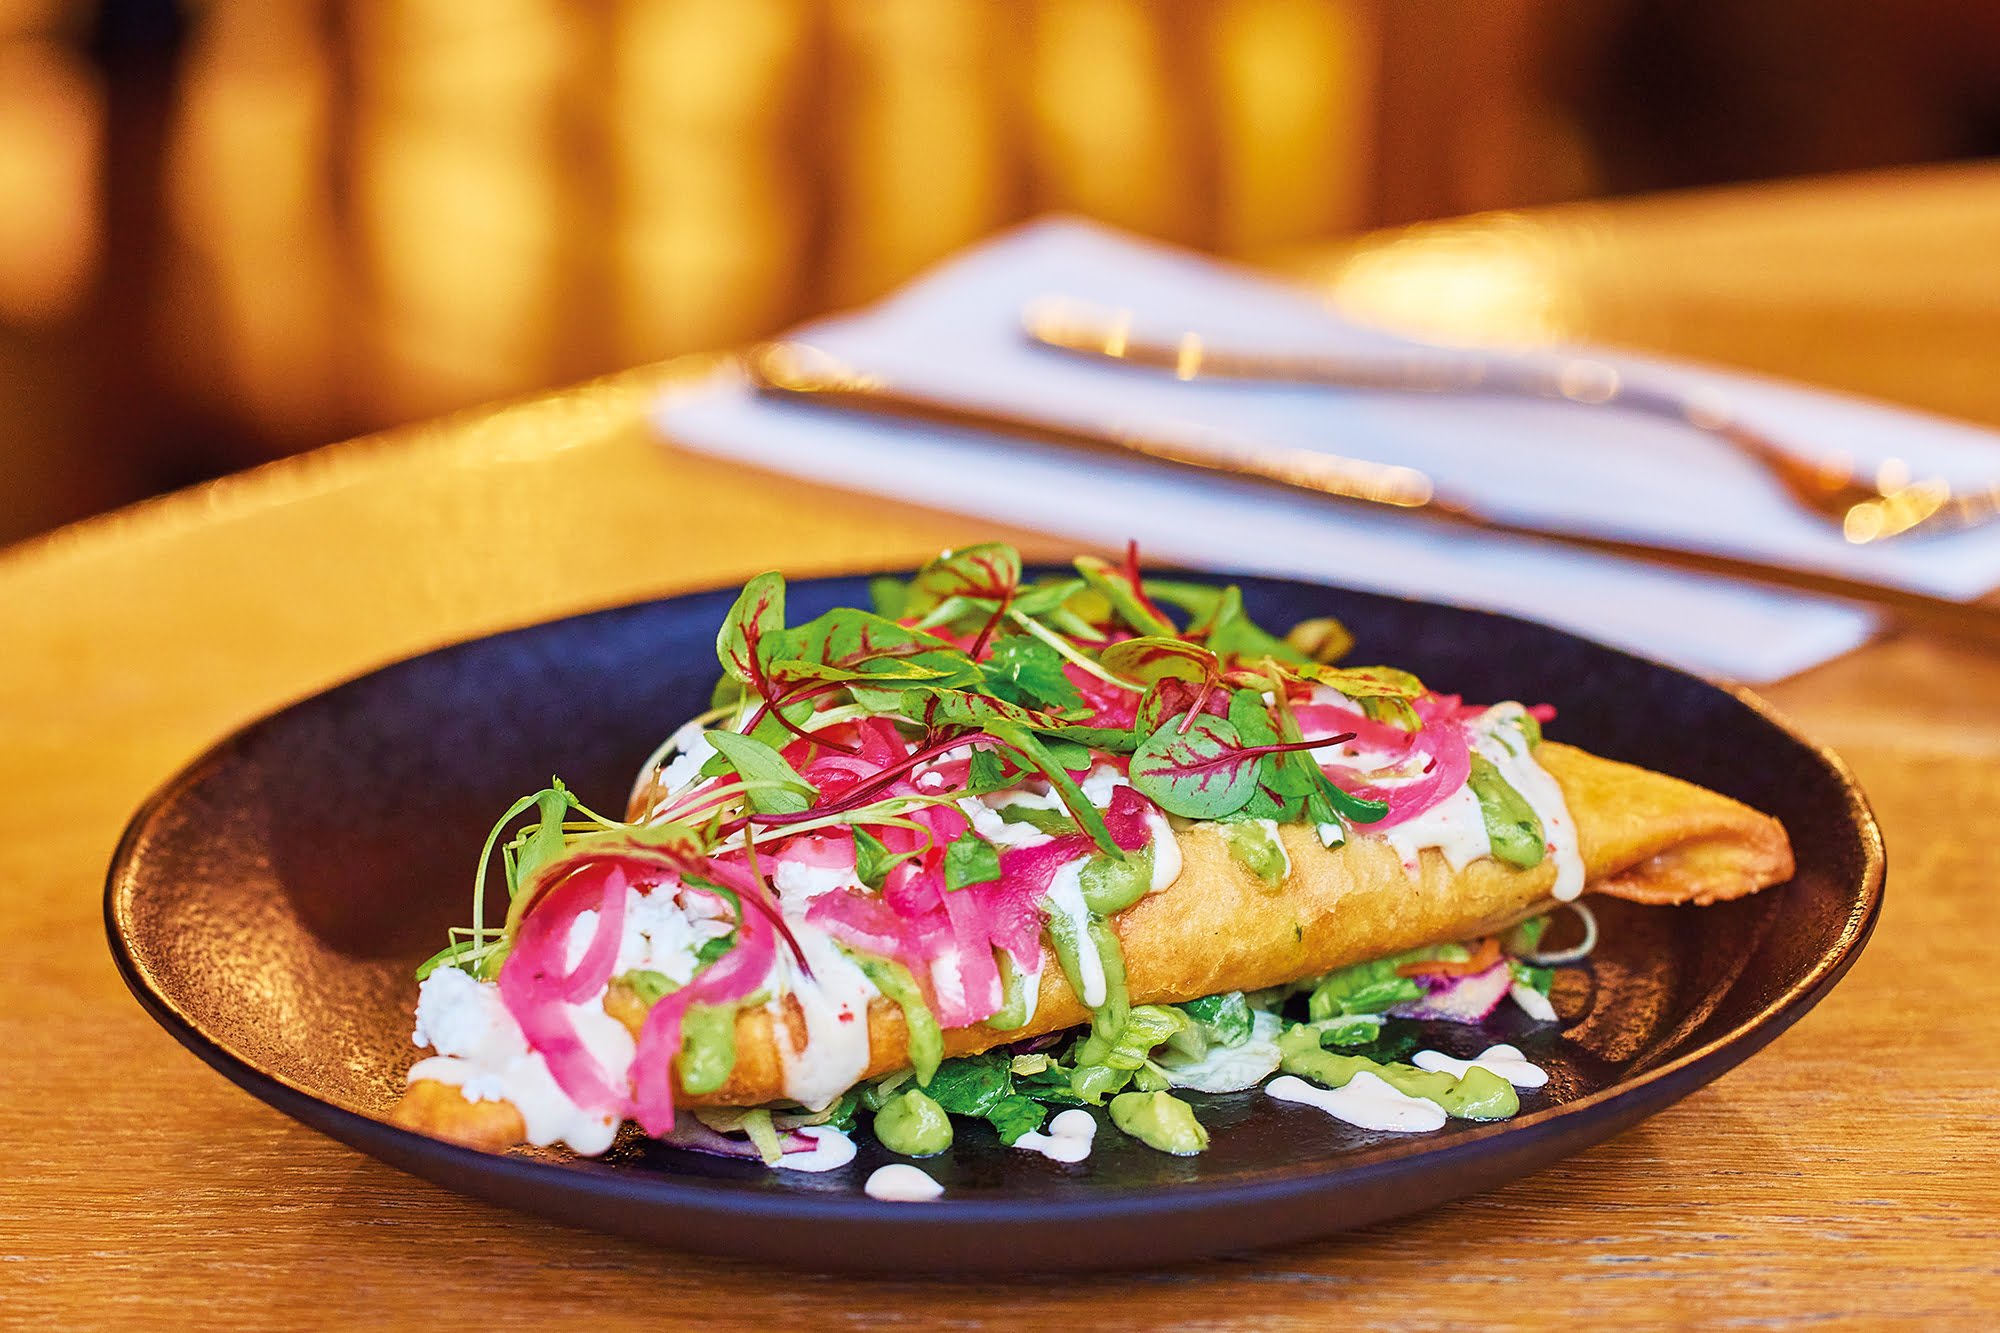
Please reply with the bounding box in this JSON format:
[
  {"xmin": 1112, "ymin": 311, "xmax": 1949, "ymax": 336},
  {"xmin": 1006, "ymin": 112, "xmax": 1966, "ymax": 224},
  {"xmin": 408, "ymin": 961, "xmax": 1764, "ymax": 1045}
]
[
  {"xmin": 1296, "ymin": 663, "xmax": 1427, "ymax": 729},
  {"xmin": 1135, "ymin": 677, "xmax": 1216, "ymax": 739},
  {"xmin": 1128, "ymin": 712, "xmax": 1261, "ymax": 819},
  {"xmin": 780, "ymin": 607, "xmax": 952, "ymax": 673},
  {"xmin": 900, "ymin": 685, "xmax": 1079, "ymax": 734},
  {"xmin": 1130, "ymin": 710, "xmax": 1360, "ymax": 820},
  {"xmin": 761, "ymin": 656, "xmax": 960, "ymax": 689},
  {"xmin": 1098, "ymin": 635, "xmax": 1219, "ymax": 688},
  {"xmin": 905, "ymin": 543, "xmax": 1022, "ymax": 617},
  {"xmin": 1296, "ymin": 662, "xmax": 1426, "ymax": 699},
  {"xmin": 1075, "ymin": 554, "xmax": 1175, "ymax": 636},
  {"xmin": 716, "ymin": 570, "xmax": 785, "ymax": 685}
]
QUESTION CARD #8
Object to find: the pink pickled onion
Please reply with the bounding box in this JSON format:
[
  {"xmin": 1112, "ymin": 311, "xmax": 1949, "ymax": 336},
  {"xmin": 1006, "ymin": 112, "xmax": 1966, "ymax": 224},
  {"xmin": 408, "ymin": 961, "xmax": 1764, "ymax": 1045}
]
[
  {"xmin": 1103, "ymin": 785, "xmax": 1157, "ymax": 850},
  {"xmin": 898, "ymin": 802, "xmax": 1007, "ymax": 1025},
  {"xmin": 497, "ymin": 864, "xmax": 632, "ymax": 1114},
  {"xmin": 770, "ymin": 830, "xmax": 853, "ymax": 870},
  {"xmin": 1298, "ymin": 693, "xmax": 1476, "ymax": 831},
  {"xmin": 804, "ymin": 889, "xmax": 910, "ymax": 959},
  {"xmin": 629, "ymin": 858, "xmax": 779, "ymax": 1135}
]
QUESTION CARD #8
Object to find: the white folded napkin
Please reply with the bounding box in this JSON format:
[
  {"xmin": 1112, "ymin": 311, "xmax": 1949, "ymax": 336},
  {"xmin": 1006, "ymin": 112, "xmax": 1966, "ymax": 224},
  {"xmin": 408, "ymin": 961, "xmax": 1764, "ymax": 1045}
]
[{"xmin": 655, "ymin": 217, "xmax": 2000, "ymax": 682}]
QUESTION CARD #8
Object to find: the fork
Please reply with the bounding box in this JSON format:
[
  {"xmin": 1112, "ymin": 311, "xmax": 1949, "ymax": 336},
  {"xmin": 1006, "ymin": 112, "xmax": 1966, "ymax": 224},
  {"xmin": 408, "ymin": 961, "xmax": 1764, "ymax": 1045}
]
[{"xmin": 1023, "ymin": 298, "xmax": 2000, "ymax": 545}]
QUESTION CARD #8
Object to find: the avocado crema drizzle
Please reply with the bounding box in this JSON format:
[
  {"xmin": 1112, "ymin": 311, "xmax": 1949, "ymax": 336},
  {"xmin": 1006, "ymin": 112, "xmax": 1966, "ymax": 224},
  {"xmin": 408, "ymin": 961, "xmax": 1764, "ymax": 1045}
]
[{"xmin": 410, "ymin": 545, "xmax": 1584, "ymax": 1185}]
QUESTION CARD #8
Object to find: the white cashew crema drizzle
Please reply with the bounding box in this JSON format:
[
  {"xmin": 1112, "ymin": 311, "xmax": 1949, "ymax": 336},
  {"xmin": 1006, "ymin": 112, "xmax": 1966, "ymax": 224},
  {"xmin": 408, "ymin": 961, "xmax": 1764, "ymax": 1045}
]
[{"xmin": 865, "ymin": 1163, "xmax": 944, "ymax": 1202}]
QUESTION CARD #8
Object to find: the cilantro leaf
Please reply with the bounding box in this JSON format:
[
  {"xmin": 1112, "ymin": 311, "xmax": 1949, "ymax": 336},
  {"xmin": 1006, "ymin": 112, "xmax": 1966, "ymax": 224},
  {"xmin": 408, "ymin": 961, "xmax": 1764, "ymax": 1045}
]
[
  {"xmin": 853, "ymin": 825, "xmax": 894, "ymax": 890},
  {"xmin": 965, "ymin": 748, "xmax": 1026, "ymax": 795},
  {"xmin": 943, "ymin": 830, "xmax": 1003, "ymax": 891},
  {"xmin": 981, "ymin": 634, "xmax": 1083, "ymax": 712}
]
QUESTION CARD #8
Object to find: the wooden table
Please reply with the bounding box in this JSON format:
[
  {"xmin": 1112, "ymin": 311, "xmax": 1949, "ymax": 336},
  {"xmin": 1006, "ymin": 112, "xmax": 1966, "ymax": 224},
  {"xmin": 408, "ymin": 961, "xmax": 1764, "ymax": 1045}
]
[{"xmin": 7, "ymin": 165, "xmax": 1999, "ymax": 1326}]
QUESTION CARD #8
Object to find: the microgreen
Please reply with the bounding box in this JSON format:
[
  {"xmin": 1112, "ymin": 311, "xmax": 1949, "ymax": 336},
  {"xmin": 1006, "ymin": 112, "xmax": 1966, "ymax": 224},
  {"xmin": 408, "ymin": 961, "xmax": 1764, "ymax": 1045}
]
[
  {"xmin": 1075, "ymin": 553, "xmax": 1176, "ymax": 637},
  {"xmin": 1005, "ymin": 608, "xmax": 1139, "ymax": 691},
  {"xmin": 987, "ymin": 721, "xmax": 1121, "ymax": 854},
  {"xmin": 1098, "ymin": 636, "xmax": 1219, "ymax": 688},
  {"xmin": 700, "ymin": 730, "xmax": 817, "ymax": 816},
  {"xmin": 868, "ymin": 574, "xmax": 910, "ymax": 619},
  {"xmin": 1225, "ymin": 688, "xmax": 1315, "ymax": 823},
  {"xmin": 1188, "ymin": 584, "xmax": 1310, "ymax": 666},
  {"xmin": 716, "ymin": 571, "xmax": 786, "ymax": 687},
  {"xmin": 997, "ymin": 804, "xmax": 1079, "ymax": 837},
  {"xmin": 1129, "ymin": 713, "xmax": 1263, "ymax": 819},
  {"xmin": 903, "ymin": 543, "xmax": 1022, "ymax": 619},
  {"xmin": 964, "ymin": 748, "xmax": 1025, "ymax": 795},
  {"xmin": 773, "ymin": 607, "xmax": 955, "ymax": 683},
  {"xmin": 1295, "ymin": 662, "xmax": 1426, "ymax": 730}
]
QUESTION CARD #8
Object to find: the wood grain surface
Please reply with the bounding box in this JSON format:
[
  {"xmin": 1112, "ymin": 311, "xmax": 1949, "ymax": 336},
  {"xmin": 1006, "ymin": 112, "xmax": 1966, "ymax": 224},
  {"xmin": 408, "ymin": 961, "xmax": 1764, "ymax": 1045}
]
[{"xmin": 7, "ymin": 167, "xmax": 2000, "ymax": 1328}]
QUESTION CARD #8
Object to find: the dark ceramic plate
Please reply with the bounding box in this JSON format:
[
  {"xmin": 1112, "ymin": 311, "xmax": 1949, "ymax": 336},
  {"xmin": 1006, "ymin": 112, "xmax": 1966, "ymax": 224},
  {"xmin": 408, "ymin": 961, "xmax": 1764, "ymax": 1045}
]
[{"xmin": 107, "ymin": 571, "xmax": 1882, "ymax": 1273}]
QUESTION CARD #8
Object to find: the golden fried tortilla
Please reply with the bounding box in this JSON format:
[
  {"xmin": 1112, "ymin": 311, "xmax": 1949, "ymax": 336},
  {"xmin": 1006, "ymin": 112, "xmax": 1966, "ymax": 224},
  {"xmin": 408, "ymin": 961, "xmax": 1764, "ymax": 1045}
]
[{"xmin": 393, "ymin": 742, "xmax": 1792, "ymax": 1148}]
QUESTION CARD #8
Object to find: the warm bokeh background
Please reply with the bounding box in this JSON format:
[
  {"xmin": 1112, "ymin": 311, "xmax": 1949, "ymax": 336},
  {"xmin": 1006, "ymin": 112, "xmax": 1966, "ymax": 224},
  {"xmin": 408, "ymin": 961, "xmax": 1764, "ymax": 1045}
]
[{"xmin": 3, "ymin": 0, "xmax": 1998, "ymax": 546}]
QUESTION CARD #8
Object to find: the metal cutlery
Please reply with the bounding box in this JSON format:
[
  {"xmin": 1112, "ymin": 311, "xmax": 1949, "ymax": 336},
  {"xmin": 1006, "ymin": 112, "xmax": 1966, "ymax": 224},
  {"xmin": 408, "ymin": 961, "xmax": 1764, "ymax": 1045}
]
[{"xmin": 743, "ymin": 340, "xmax": 2000, "ymax": 654}]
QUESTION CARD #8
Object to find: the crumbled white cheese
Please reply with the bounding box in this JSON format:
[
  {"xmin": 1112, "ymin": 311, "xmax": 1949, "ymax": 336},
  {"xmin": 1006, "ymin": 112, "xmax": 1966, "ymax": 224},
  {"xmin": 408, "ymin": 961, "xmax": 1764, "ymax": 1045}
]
[{"xmin": 657, "ymin": 722, "xmax": 719, "ymax": 794}]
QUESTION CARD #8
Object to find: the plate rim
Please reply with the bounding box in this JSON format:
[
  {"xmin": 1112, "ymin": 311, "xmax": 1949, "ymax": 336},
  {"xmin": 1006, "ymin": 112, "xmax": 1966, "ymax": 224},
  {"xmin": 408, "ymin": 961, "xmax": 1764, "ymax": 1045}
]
[{"xmin": 104, "ymin": 571, "xmax": 1886, "ymax": 1235}]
